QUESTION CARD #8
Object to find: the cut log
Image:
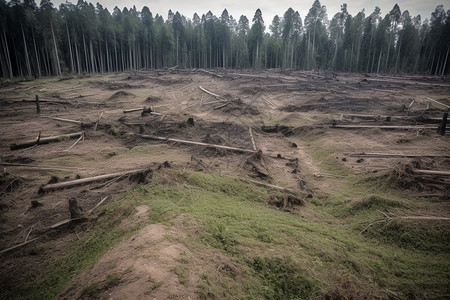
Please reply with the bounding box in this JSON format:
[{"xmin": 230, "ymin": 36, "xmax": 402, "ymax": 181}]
[
  {"xmin": 198, "ymin": 69, "xmax": 224, "ymax": 78},
  {"xmin": 123, "ymin": 107, "xmax": 145, "ymax": 113},
  {"xmin": 345, "ymin": 152, "xmax": 450, "ymax": 158},
  {"xmin": 330, "ymin": 124, "xmax": 439, "ymax": 130},
  {"xmin": 39, "ymin": 168, "xmax": 150, "ymax": 193},
  {"xmin": 199, "ymin": 86, "xmax": 226, "ymax": 100},
  {"xmin": 414, "ymin": 169, "xmax": 450, "ymax": 176},
  {"xmin": 0, "ymin": 162, "xmax": 89, "ymax": 170},
  {"xmin": 40, "ymin": 116, "xmax": 85, "ymax": 125},
  {"xmin": 10, "ymin": 131, "xmax": 84, "ymax": 150},
  {"xmin": 20, "ymin": 98, "xmax": 72, "ymax": 104},
  {"xmin": 140, "ymin": 134, "xmax": 257, "ymax": 154}
]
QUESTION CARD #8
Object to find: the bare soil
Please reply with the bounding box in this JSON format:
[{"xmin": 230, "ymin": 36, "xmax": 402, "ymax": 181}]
[{"xmin": 0, "ymin": 69, "xmax": 449, "ymax": 298}]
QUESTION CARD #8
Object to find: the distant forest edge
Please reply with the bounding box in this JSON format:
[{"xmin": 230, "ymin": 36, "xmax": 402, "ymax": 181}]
[{"xmin": 1, "ymin": 0, "xmax": 449, "ymax": 79}]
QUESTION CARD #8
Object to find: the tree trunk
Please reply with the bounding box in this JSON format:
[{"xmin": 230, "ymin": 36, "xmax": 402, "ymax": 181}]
[
  {"xmin": 66, "ymin": 23, "xmax": 74, "ymax": 73},
  {"xmin": 89, "ymin": 38, "xmax": 95, "ymax": 73},
  {"xmin": 83, "ymin": 33, "xmax": 89, "ymax": 73},
  {"xmin": 2, "ymin": 29, "xmax": 13, "ymax": 79},
  {"xmin": 21, "ymin": 24, "xmax": 32, "ymax": 78},
  {"xmin": 377, "ymin": 51, "xmax": 382, "ymax": 74},
  {"xmin": 440, "ymin": 47, "xmax": 449, "ymax": 77},
  {"xmin": 32, "ymin": 29, "xmax": 41, "ymax": 78},
  {"xmin": 51, "ymin": 20, "xmax": 61, "ymax": 77}
]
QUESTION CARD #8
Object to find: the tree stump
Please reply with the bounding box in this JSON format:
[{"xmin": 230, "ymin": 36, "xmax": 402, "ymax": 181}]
[{"xmin": 69, "ymin": 198, "xmax": 84, "ymax": 219}]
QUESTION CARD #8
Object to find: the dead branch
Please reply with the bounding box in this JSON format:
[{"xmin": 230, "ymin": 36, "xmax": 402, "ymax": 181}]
[
  {"xmin": 49, "ymin": 217, "xmax": 85, "ymax": 230},
  {"xmin": 214, "ymin": 103, "xmax": 229, "ymax": 110},
  {"xmin": 123, "ymin": 107, "xmax": 163, "ymax": 115},
  {"xmin": 39, "ymin": 168, "xmax": 150, "ymax": 193},
  {"xmin": 249, "ymin": 128, "xmax": 257, "ymax": 151},
  {"xmin": 360, "ymin": 211, "xmax": 450, "ymax": 234},
  {"xmin": 67, "ymin": 133, "xmax": 84, "ymax": 150},
  {"xmin": 88, "ymin": 196, "xmax": 109, "ymax": 215},
  {"xmin": 261, "ymin": 96, "xmax": 276, "ymax": 108},
  {"xmin": 10, "ymin": 131, "xmax": 85, "ymax": 150},
  {"xmin": 0, "ymin": 236, "xmax": 43, "ymax": 254},
  {"xmin": 426, "ymin": 97, "xmax": 450, "ymax": 109},
  {"xmin": 199, "ymin": 86, "xmax": 226, "ymax": 100},
  {"xmin": 246, "ymin": 178, "xmax": 294, "ymax": 193},
  {"xmin": 202, "ymin": 99, "xmax": 228, "ymax": 105},
  {"xmin": 140, "ymin": 134, "xmax": 257, "ymax": 154},
  {"xmin": 94, "ymin": 112, "xmax": 103, "ymax": 131}
]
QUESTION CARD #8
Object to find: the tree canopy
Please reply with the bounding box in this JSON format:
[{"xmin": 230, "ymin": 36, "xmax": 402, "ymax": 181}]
[{"xmin": 1, "ymin": 0, "xmax": 449, "ymax": 78}]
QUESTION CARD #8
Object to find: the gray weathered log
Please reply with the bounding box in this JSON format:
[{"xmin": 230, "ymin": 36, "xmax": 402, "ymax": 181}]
[
  {"xmin": 140, "ymin": 134, "xmax": 257, "ymax": 154},
  {"xmin": 10, "ymin": 131, "xmax": 84, "ymax": 150},
  {"xmin": 39, "ymin": 168, "xmax": 150, "ymax": 193}
]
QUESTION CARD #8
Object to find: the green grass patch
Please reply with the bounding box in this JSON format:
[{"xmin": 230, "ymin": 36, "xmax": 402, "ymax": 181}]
[
  {"xmin": 250, "ymin": 256, "xmax": 318, "ymax": 299},
  {"xmin": 363, "ymin": 219, "xmax": 450, "ymax": 252}
]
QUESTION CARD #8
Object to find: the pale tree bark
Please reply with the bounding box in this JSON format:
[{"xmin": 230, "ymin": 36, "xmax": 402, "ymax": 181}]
[
  {"xmin": 1, "ymin": 29, "xmax": 13, "ymax": 79},
  {"xmin": 441, "ymin": 47, "xmax": 449, "ymax": 77},
  {"xmin": 21, "ymin": 24, "xmax": 32, "ymax": 77},
  {"xmin": 51, "ymin": 20, "xmax": 61, "ymax": 76},
  {"xmin": 32, "ymin": 28, "xmax": 41, "ymax": 77},
  {"xmin": 66, "ymin": 23, "xmax": 74, "ymax": 73}
]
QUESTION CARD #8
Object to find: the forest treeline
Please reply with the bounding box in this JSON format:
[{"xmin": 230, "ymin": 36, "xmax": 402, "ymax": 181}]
[{"xmin": 1, "ymin": 0, "xmax": 449, "ymax": 79}]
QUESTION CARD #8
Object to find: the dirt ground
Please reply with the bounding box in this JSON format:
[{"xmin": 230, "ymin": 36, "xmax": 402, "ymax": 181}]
[{"xmin": 0, "ymin": 69, "xmax": 449, "ymax": 298}]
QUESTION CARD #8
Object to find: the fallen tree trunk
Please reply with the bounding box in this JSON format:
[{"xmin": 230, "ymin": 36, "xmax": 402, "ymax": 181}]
[
  {"xmin": 140, "ymin": 134, "xmax": 257, "ymax": 154},
  {"xmin": 345, "ymin": 152, "xmax": 450, "ymax": 158},
  {"xmin": 341, "ymin": 114, "xmax": 443, "ymax": 123},
  {"xmin": 198, "ymin": 69, "xmax": 224, "ymax": 78},
  {"xmin": 330, "ymin": 124, "xmax": 439, "ymax": 130},
  {"xmin": 426, "ymin": 97, "xmax": 450, "ymax": 109},
  {"xmin": 199, "ymin": 86, "xmax": 226, "ymax": 100},
  {"xmin": 20, "ymin": 98, "xmax": 72, "ymax": 104},
  {"xmin": 414, "ymin": 169, "xmax": 450, "ymax": 176},
  {"xmin": 41, "ymin": 116, "xmax": 84, "ymax": 124},
  {"xmin": 10, "ymin": 131, "xmax": 84, "ymax": 150},
  {"xmin": 0, "ymin": 162, "xmax": 90, "ymax": 171},
  {"xmin": 39, "ymin": 168, "xmax": 149, "ymax": 193}
]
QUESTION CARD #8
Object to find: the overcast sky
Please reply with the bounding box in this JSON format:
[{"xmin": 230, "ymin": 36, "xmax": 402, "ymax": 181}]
[{"xmin": 53, "ymin": 0, "xmax": 445, "ymax": 24}]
